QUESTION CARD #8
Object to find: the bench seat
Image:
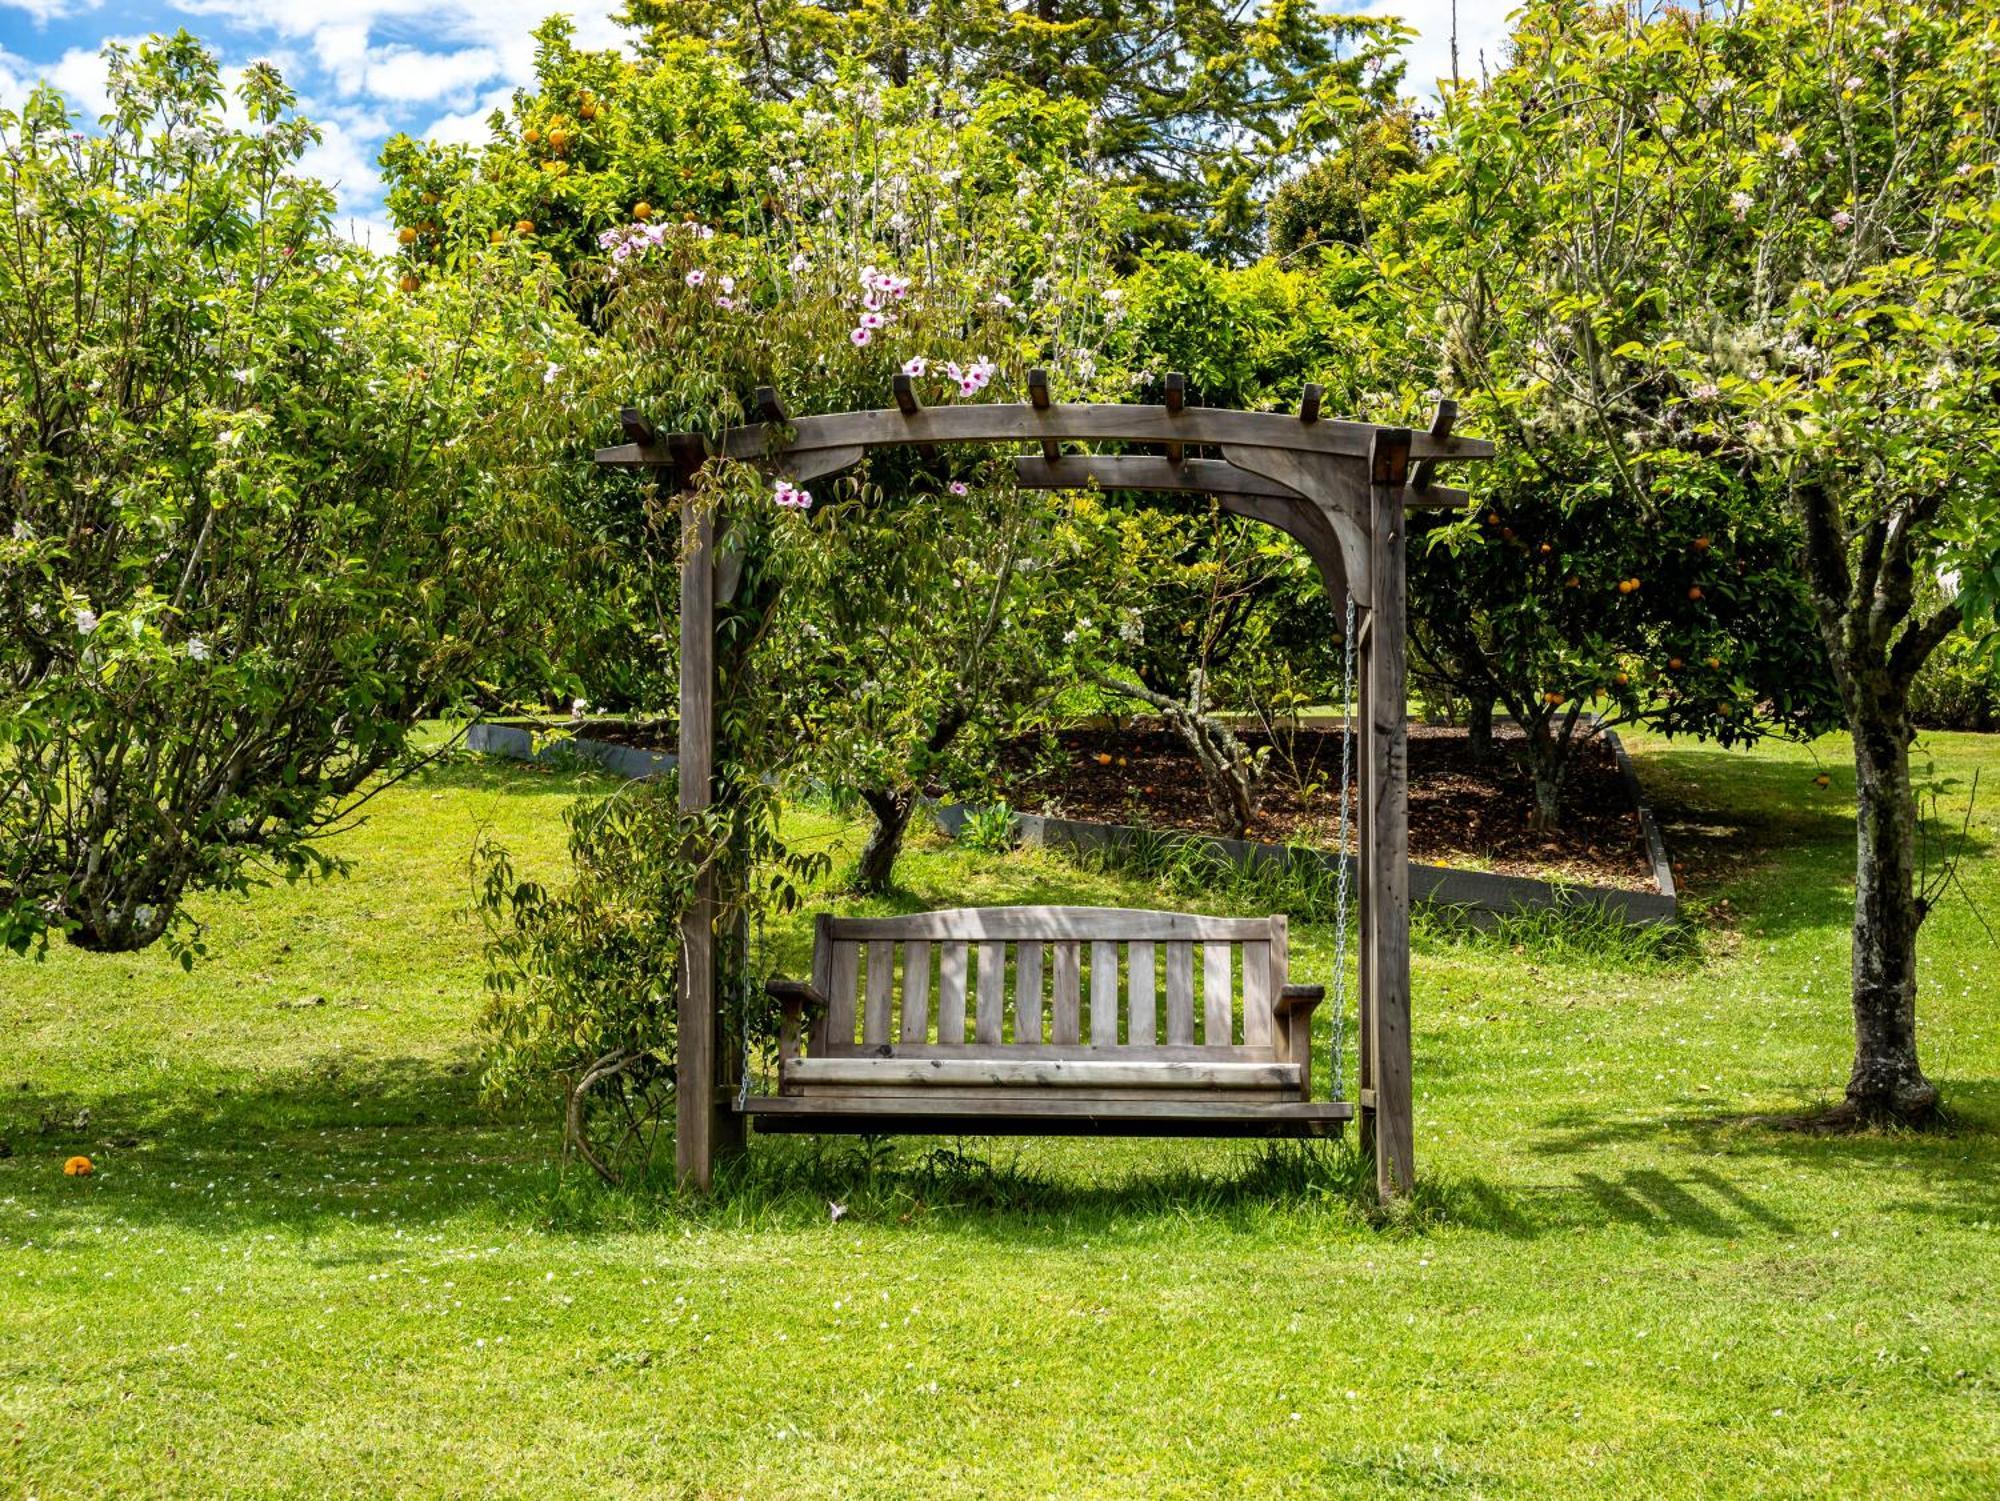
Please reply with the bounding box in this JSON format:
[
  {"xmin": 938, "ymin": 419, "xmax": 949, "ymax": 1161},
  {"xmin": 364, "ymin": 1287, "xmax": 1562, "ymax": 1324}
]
[{"xmin": 786, "ymin": 1055, "xmax": 1304, "ymax": 1091}]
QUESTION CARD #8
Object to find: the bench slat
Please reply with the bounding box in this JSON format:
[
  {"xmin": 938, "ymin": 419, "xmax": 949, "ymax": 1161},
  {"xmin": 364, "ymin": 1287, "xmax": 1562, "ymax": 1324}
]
[
  {"xmin": 827, "ymin": 941, "xmax": 859, "ymax": 1048},
  {"xmin": 788, "ymin": 1057, "xmax": 1302, "ymax": 1090},
  {"xmin": 1242, "ymin": 940, "xmax": 1272, "ymax": 1048},
  {"xmin": 938, "ymin": 941, "xmax": 969, "ymax": 1044},
  {"xmin": 826, "ymin": 907, "xmax": 1279, "ymax": 943},
  {"xmin": 864, "ymin": 940, "xmax": 894, "ymax": 1047},
  {"xmin": 901, "ymin": 939, "xmax": 931, "ymax": 1044},
  {"xmin": 1051, "ymin": 942, "xmax": 1081, "ymax": 1045},
  {"xmin": 975, "ymin": 942, "xmax": 1004, "ymax": 1045},
  {"xmin": 1128, "ymin": 940, "xmax": 1157, "ymax": 1047},
  {"xmin": 1204, "ymin": 942, "xmax": 1233, "ymax": 1047},
  {"xmin": 1090, "ymin": 940, "xmax": 1119, "ymax": 1047},
  {"xmin": 1015, "ymin": 942, "xmax": 1044, "ymax": 1043},
  {"xmin": 810, "ymin": 1041, "xmax": 1282, "ymax": 1064},
  {"xmin": 1165, "ymin": 942, "xmax": 1194, "ymax": 1046}
]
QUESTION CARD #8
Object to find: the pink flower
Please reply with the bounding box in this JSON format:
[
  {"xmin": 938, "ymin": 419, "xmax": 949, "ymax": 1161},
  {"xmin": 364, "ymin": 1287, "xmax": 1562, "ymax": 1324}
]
[
  {"xmin": 948, "ymin": 481, "xmax": 969, "ymax": 497},
  {"xmin": 719, "ymin": 274, "xmax": 736, "ymax": 294},
  {"xmin": 850, "ymin": 326, "xmax": 872, "ymax": 346},
  {"xmin": 1728, "ymin": 191, "xmax": 1753, "ymax": 220},
  {"xmin": 685, "ymin": 269, "xmax": 707, "ymax": 286},
  {"xmin": 902, "ymin": 356, "xmax": 927, "ymax": 377},
  {"xmin": 859, "ymin": 310, "xmax": 885, "ymax": 329},
  {"xmin": 960, "ymin": 378, "xmax": 980, "ymax": 397},
  {"xmin": 1831, "ymin": 210, "xmax": 1854, "ymax": 232},
  {"xmin": 862, "ymin": 290, "xmax": 884, "ymax": 312},
  {"xmin": 717, "ymin": 296, "xmax": 737, "ymax": 310},
  {"xmin": 773, "ymin": 478, "xmax": 813, "ymax": 510}
]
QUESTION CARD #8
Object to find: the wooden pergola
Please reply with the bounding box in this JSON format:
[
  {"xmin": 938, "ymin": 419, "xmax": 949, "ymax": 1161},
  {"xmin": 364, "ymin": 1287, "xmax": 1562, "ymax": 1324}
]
[{"xmin": 597, "ymin": 375, "xmax": 1493, "ymax": 1198}]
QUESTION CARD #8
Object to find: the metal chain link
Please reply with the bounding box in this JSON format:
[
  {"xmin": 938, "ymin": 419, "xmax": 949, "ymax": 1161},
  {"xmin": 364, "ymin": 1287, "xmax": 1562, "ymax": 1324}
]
[
  {"xmin": 735, "ymin": 906, "xmax": 761, "ymax": 1111},
  {"xmin": 1329, "ymin": 593, "xmax": 1356, "ymax": 1101}
]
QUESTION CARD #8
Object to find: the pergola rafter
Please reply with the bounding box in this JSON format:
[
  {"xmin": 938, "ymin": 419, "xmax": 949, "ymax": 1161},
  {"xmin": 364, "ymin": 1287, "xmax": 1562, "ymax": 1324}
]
[{"xmin": 596, "ymin": 374, "xmax": 1493, "ymax": 1200}]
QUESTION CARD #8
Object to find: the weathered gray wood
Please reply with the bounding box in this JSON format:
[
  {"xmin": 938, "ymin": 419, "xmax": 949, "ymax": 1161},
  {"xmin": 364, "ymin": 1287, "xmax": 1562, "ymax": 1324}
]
[
  {"xmin": 827, "ymin": 941, "xmax": 859, "ymax": 1049},
  {"xmin": 1015, "ymin": 941, "xmax": 1044, "ymax": 1043},
  {"xmin": 1090, "ymin": 939, "xmax": 1120, "ymax": 1047},
  {"xmin": 864, "ymin": 939, "xmax": 894, "ymax": 1047},
  {"xmin": 744, "ymin": 1094, "xmax": 1353, "ymax": 1123},
  {"xmin": 1368, "ymin": 428, "xmax": 1417, "ymax": 1200},
  {"xmin": 811, "ymin": 1041, "xmax": 1282, "ymax": 1064},
  {"xmin": 901, "ymin": 939, "xmax": 931, "ymax": 1043},
  {"xmin": 1203, "ymin": 942, "xmax": 1234, "ymax": 1047},
  {"xmin": 938, "ymin": 942, "xmax": 969, "ymax": 1044},
  {"xmin": 780, "ymin": 1084, "xmax": 1302, "ymax": 1107},
  {"xmin": 676, "ymin": 498, "xmax": 724, "ymax": 1189},
  {"xmin": 1011, "ymin": 453, "xmax": 1469, "ymax": 511},
  {"xmin": 1241, "ymin": 940, "xmax": 1272, "ymax": 1049},
  {"xmin": 596, "ymin": 404, "xmax": 1493, "ymax": 471},
  {"xmin": 1165, "ymin": 942, "xmax": 1195, "ymax": 1046},
  {"xmin": 808, "ymin": 915, "xmax": 835, "ymax": 1056},
  {"xmin": 788, "ymin": 1057, "xmax": 1302, "ymax": 1090},
  {"xmin": 975, "ymin": 942, "xmax": 1005, "ymax": 1045},
  {"xmin": 1220, "ymin": 445, "xmax": 1374, "ymax": 610},
  {"xmin": 1051, "ymin": 942, "xmax": 1081, "ymax": 1045},
  {"xmin": 1355, "ymin": 605, "xmax": 1375, "ymax": 1156},
  {"xmin": 825, "ymin": 907, "xmax": 1278, "ymax": 942},
  {"xmin": 1127, "ymin": 940, "xmax": 1156, "ymax": 1047}
]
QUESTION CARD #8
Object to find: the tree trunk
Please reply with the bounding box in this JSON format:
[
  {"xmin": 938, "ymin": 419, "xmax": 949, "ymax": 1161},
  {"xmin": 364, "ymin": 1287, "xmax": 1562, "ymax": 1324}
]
[
  {"xmin": 1086, "ymin": 669, "xmax": 1255, "ymax": 838},
  {"xmin": 1520, "ymin": 717, "xmax": 1566, "ymax": 834},
  {"xmin": 854, "ymin": 787, "xmax": 917, "ymax": 895},
  {"xmin": 1844, "ymin": 695, "xmax": 1939, "ymax": 1123},
  {"xmin": 1465, "ymin": 690, "xmax": 1497, "ymax": 765}
]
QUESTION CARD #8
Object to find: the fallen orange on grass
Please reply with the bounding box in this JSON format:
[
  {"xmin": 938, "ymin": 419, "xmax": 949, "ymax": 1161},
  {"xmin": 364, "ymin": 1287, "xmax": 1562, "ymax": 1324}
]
[{"xmin": 63, "ymin": 1155, "xmax": 93, "ymax": 1177}]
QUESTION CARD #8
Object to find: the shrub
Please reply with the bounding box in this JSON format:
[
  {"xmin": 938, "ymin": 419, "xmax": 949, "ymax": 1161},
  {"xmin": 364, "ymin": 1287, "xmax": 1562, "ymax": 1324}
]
[{"xmin": 0, "ymin": 35, "xmax": 578, "ymax": 959}]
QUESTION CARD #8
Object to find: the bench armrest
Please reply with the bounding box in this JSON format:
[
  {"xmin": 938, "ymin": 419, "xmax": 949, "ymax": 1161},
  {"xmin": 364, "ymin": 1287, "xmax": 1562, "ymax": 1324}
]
[
  {"xmin": 766, "ymin": 977, "xmax": 829, "ymax": 1014},
  {"xmin": 768, "ymin": 978, "xmax": 828, "ymax": 1072},
  {"xmin": 1275, "ymin": 983, "xmax": 1324, "ymax": 1017}
]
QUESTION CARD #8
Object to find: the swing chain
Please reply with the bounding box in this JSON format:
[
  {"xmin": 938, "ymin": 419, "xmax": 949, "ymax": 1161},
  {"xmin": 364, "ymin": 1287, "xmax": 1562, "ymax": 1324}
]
[
  {"xmin": 735, "ymin": 906, "xmax": 762, "ymax": 1111},
  {"xmin": 1329, "ymin": 593, "xmax": 1356, "ymax": 1102}
]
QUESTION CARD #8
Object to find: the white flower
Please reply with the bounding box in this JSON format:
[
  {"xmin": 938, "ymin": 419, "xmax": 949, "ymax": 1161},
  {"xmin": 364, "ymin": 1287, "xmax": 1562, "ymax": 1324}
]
[
  {"xmin": 788, "ymin": 252, "xmax": 811, "ymax": 273},
  {"xmin": 187, "ymin": 637, "xmax": 210, "ymax": 661},
  {"xmin": 231, "ymin": 367, "xmax": 256, "ymax": 385},
  {"xmin": 11, "ymin": 519, "xmax": 31, "ymax": 541},
  {"xmin": 74, "ymin": 607, "xmax": 98, "ymax": 635},
  {"xmin": 1776, "ymin": 134, "xmax": 1801, "ymax": 161},
  {"xmin": 1729, "ymin": 191, "xmax": 1753, "ymax": 220},
  {"xmin": 571, "ymin": 697, "xmax": 588, "ymax": 718},
  {"xmin": 543, "ymin": 363, "xmax": 561, "ymax": 386}
]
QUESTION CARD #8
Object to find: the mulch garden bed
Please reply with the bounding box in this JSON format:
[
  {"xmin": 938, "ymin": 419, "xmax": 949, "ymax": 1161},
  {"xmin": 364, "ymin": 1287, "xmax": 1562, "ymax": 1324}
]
[{"xmin": 994, "ymin": 724, "xmax": 1658, "ymax": 890}]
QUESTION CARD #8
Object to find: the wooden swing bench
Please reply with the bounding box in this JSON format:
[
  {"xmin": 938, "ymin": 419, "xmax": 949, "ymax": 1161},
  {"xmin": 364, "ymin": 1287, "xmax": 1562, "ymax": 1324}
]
[{"xmin": 743, "ymin": 906, "xmax": 1350, "ymax": 1138}]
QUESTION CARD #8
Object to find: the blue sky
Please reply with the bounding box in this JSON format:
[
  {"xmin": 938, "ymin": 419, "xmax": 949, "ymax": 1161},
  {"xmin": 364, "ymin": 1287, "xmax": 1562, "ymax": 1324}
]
[{"xmin": 0, "ymin": 1, "xmax": 1507, "ymax": 249}]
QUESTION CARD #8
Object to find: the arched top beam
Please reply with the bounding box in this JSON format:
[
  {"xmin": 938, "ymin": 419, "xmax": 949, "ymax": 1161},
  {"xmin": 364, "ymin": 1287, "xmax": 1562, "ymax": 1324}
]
[
  {"xmin": 594, "ymin": 401, "xmax": 1494, "ymax": 472},
  {"xmin": 1011, "ymin": 453, "xmax": 1468, "ymax": 510}
]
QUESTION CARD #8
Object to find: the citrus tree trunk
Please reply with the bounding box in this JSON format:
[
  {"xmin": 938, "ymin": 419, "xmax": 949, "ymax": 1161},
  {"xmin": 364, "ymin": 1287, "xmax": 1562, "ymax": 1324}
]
[{"xmin": 854, "ymin": 788, "xmax": 917, "ymax": 894}]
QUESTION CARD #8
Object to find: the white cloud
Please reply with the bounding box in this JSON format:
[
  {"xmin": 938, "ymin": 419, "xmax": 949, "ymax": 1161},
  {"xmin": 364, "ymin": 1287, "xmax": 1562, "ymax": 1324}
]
[
  {"xmin": 360, "ymin": 44, "xmax": 503, "ymax": 104},
  {"xmin": 296, "ymin": 110, "xmax": 388, "ymax": 217},
  {"xmin": 423, "ymin": 84, "xmax": 515, "ymax": 149},
  {"xmin": 1354, "ymin": 0, "xmax": 1516, "ymax": 97},
  {"xmin": 1, "ymin": 0, "xmax": 103, "ymax": 26}
]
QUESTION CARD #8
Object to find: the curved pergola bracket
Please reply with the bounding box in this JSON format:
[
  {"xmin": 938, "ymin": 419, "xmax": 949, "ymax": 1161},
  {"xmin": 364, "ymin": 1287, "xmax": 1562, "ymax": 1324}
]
[{"xmin": 594, "ymin": 376, "xmax": 1492, "ymax": 1205}]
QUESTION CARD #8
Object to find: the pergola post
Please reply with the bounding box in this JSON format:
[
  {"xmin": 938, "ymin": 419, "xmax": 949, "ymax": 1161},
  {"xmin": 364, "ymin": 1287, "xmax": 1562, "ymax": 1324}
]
[
  {"xmin": 677, "ymin": 496, "xmax": 729, "ymax": 1191},
  {"xmin": 1363, "ymin": 429, "xmax": 1416, "ymax": 1198}
]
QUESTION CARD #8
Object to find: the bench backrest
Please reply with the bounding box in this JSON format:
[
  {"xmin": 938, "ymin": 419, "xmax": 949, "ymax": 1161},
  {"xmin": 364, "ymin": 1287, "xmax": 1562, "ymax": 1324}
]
[{"xmin": 807, "ymin": 907, "xmax": 1290, "ymax": 1056}]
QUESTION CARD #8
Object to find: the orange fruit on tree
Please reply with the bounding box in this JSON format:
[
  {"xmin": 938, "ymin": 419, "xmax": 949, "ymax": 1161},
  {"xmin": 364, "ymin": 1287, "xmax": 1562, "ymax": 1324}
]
[
  {"xmin": 1667, "ymin": 657, "xmax": 1684, "ymax": 671},
  {"xmin": 579, "ymin": 101, "xmax": 599, "ymax": 121},
  {"xmin": 1566, "ymin": 575, "xmax": 1581, "ymax": 588},
  {"xmin": 633, "ymin": 201, "xmax": 653, "ymax": 221},
  {"xmin": 524, "ymin": 128, "xmax": 540, "ymax": 145},
  {"xmin": 547, "ymin": 128, "xmax": 570, "ymax": 153},
  {"xmin": 489, "ymin": 228, "xmax": 506, "ymax": 244},
  {"xmin": 1614, "ymin": 671, "xmax": 1631, "ymax": 686},
  {"xmin": 1543, "ymin": 691, "xmax": 1563, "ymax": 706},
  {"xmin": 1486, "ymin": 511, "xmax": 1500, "ymax": 525},
  {"xmin": 1706, "ymin": 655, "xmax": 1721, "ymax": 669},
  {"xmin": 1539, "ymin": 542, "xmax": 1553, "ymax": 555},
  {"xmin": 397, "ymin": 226, "xmax": 417, "ymax": 245},
  {"xmin": 515, "ymin": 219, "xmax": 535, "ymax": 235},
  {"xmin": 1693, "ymin": 536, "xmax": 1712, "ymax": 552},
  {"xmin": 398, "ymin": 272, "xmax": 420, "ymax": 293},
  {"xmin": 1688, "ymin": 585, "xmax": 1703, "ymax": 600}
]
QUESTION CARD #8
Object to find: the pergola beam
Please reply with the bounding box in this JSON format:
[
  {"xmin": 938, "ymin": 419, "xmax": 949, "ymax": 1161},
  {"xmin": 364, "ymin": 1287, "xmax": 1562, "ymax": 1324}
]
[{"xmin": 594, "ymin": 404, "xmax": 1493, "ymax": 471}]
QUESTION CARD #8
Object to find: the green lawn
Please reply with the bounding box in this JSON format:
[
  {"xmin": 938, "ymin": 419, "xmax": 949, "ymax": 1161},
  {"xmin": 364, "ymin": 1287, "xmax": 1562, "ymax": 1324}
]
[{"xmin": 2, "ymin": 732, "xmax": 1996, "ymax": 1498}]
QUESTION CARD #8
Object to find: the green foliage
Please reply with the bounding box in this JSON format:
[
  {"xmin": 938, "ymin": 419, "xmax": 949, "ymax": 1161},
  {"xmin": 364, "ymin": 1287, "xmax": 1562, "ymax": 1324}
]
[
  {"xmin": 959, "ymin": 802, "xmax": 1018, "ymax": 854},
  {"xmin": 0, "ymin": 35, "xmax": 577, "ymax": 959},
  {"xmin": 1909, "ymin": 635, "xmax": 2000, "ymax": 732},
  {"xmin": 1269, "ymin": 106, "xmax": 1422, "ymax": 262},
  {"xmin": 615, "ymin": 0, "xmax": 1409, "ymax": 256}
]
